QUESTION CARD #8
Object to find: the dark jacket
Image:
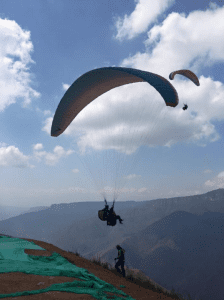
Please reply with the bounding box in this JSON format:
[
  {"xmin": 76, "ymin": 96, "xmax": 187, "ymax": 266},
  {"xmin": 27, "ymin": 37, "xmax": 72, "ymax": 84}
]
[{"xmin": 117, "ymin": 248, "xmax": 125, "ymax": 261}]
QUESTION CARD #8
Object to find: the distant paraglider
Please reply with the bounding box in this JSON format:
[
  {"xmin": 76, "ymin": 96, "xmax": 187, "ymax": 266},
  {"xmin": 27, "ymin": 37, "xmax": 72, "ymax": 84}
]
[
  {"xmin": 51, "ymin": 67, "xmax": 179, "ymax": 137},
  {"xmin": 169, "ymin": 69, "xmax": 200, "ymax": 86}
]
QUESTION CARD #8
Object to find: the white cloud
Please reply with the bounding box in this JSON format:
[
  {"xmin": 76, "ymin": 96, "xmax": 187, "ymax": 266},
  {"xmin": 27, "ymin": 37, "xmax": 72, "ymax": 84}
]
[
  {"xmin": 0, "ymin": 18, "xmax": 40, "ymax": 111},
  {"xmin": 42, "ymin": 116, "xmax": 53, "ymax": 135},
  {"xmin": 131, "ymin": 6, "xmax": 224, "ymax": 74},
  {"xmin": 61, "ymin": 82, "xmax": 169, "ymax": 155},
  {"xmin": 33, "ymin": 143, "xmax": 43, "ymax": 151},
  {"xmin": 62, "ymin": 83, "xmax": 70, "ymax": 91},
  {"xmin": 43, "ymin": 110, "xmax": 51, "ymax": 116},
  {"xmin": 35, "ymin": 107, "xmax": 52, "ymax": 116},
  {"xmin": 72, "ymin": 168, "xmax": 79, "ymax": 173},
  {"xmin": 204, "ymin": 171, "xmax": 224, "ymax": 188},
  {"xmin": 33, "ymin": 144, "xmax": 74, "ymax": 166},
  {"xmin": 217, "ymin": 171, "xmax": 224, "ymax": 178},
  {"xmin": 114, "ymin": 0, "xmax": 174, "ymax": 41},
  {"xmin": 0, "ymin": 146, "xmax": 33, "ymax": 168},
  {"xmin": 138, "ymin": 187, "xmax": 147, "ymax": 193}
]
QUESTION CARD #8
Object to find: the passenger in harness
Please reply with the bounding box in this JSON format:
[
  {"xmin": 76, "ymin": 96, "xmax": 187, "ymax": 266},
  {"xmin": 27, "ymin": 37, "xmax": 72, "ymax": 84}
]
[{"xmin": 98, "ymin": 199, "xmax": 123, "ymax": 226}]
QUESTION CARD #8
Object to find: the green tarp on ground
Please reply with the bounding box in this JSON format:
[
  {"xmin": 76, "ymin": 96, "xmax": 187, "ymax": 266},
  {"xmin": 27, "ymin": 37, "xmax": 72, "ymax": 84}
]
[{"xmin": 0, "ymin": 235, "xmax": 135, "ymax": 300}]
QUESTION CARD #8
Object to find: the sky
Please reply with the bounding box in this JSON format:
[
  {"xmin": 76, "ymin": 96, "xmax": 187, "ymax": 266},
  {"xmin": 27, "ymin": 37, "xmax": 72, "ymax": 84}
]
[{"xmin": 0, "ymin": 0, "xmax": 224, "ymax": 207}]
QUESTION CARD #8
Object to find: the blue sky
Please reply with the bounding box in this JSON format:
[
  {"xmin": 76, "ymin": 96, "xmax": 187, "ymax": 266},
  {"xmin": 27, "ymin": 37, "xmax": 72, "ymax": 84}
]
[{"xmin": 0, "ymin": 0, "xmax": 224, "ymax": 207}]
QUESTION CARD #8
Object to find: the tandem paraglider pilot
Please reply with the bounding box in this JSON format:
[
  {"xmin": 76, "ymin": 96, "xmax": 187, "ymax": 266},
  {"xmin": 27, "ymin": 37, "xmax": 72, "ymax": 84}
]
[
  {"xmin": 98, "ymin": 199, "xmax": 123, "ymax": 226},
  {"xmin": 114, "ymin": 245, "xmax": 126, "ymax": 277}
]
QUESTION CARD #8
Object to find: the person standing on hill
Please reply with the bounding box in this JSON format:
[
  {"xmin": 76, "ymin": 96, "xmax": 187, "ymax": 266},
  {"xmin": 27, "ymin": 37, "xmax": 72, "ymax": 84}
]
[{"xmin": 114, "ymin": 245, "xmax": 125, "ymax": 277}]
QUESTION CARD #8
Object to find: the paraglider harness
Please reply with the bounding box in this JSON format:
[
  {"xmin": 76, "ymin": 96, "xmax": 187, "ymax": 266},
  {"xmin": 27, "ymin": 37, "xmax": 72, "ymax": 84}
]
[
  {"xmin": 98, "ymin": 198, "xmax": 118, "ymax": 226},
  {"xmin": 182, "ymin": 103, "xmax": 188, "ymax": 110}
]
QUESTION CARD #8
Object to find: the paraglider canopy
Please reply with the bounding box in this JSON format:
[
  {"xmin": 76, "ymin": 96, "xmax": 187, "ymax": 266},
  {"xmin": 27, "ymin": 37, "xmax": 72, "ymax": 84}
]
[
  {"xmin": 51, "ymin": 67, "xmax": 179, "ymax": 137},
  {"xmin": 169, "ymin": 69, "xmax": 200, "ymax": 86}
]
